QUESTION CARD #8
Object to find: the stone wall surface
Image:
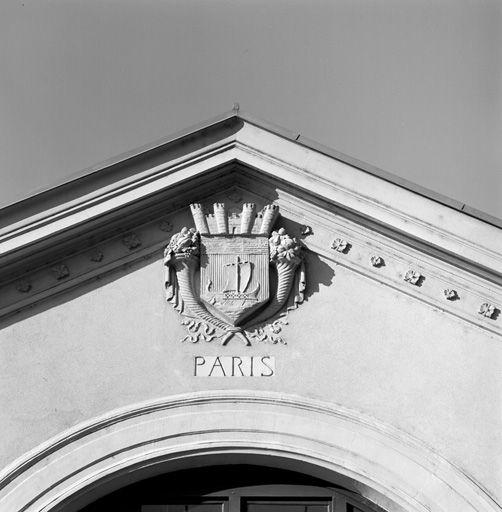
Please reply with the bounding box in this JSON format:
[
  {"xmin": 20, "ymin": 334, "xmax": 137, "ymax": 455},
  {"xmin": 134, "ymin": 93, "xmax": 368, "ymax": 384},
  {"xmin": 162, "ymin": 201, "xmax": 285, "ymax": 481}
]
[{"xmin": 1, "ymin": 252, "xmax": 500, "ymax": 503}]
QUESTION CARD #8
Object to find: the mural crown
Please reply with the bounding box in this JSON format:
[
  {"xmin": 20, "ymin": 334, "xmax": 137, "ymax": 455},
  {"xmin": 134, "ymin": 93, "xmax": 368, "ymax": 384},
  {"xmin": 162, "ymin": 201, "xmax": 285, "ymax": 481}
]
[{"xmin": 190, "ymin": 203, "xmax": 279, "ymax": 235}]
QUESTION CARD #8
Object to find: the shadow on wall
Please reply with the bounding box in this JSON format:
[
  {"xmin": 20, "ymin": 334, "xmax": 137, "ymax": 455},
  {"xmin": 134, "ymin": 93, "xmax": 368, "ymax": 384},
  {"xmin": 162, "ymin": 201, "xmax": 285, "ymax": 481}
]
[
  {"xmin": 302, "ymin": 249, "xmax": 335, "ymax": 297},
  {"xmin": 239, "ymin": 218, "xmax": 335, "ymax": 333},
  {"xmin": 0, "ymin": 252, "xmax": 162, "ymax": 331}
]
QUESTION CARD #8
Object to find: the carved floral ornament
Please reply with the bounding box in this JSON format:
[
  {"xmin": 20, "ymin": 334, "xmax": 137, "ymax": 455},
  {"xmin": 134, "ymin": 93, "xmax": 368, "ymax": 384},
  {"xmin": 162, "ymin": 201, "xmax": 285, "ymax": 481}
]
[
  {"xmin": 404, "ymin": 269, "xmax": 422, "ymax": 285},
  {"xmin": 478, "ymin": 302, "xmax": 496, "ymax": 319},
  {"xmin": 331, "ymin": 238, "xmax": 349, "ymax": 253},
  {"xmin": 163, "ymin": 203, "xmax": 306, "ymax": 345},
  {"xmin": 370, "ymin": 255, "xmax": 384, "ymax": 267},
  {"xmin": 122, "ymin": 232, "xmax": 142, "ymax": 250},
  {"xmin": 51, "ymin": 264, "xmax": 70, "ymax": 280},
  {"xmin": 15, "ymin": 279, "xmax": 32, "ymax": 293},
  {"xmin": 443, "ymin": 288, "xmax": 458, "ymax": 300}
]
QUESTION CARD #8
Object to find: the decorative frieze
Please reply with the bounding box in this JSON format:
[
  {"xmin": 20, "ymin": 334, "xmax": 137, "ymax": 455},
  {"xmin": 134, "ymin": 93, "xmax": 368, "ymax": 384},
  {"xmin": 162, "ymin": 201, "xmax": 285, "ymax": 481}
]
[
  {"xmin": 273, "ymin": 192, "xmax": 501, "ymax": 336},
  {"xmin": 0, "ymin": 191, "xmax": 499, "ymax": 339},
  {"xmin": 0, "ymin": 215, "xmax": 177, "ymax": 320}
]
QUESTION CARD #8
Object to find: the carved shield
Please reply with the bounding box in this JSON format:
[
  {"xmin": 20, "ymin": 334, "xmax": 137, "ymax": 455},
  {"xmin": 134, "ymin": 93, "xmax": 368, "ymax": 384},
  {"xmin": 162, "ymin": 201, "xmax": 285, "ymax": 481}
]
[{"xmin": 200, "ymin": 235, "xmax": 269, "ymax": 326}]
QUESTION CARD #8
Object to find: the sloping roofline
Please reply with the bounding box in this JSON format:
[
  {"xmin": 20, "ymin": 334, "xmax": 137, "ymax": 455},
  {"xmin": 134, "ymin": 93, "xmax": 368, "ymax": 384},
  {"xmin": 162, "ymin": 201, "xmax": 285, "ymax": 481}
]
[
  {"xmin": 0, "ymin": 110, "xmax": 500, "ymax": 324},
  {"xmin": 1, "ymin": 110, "xmax": 501, "ymax": 229}
]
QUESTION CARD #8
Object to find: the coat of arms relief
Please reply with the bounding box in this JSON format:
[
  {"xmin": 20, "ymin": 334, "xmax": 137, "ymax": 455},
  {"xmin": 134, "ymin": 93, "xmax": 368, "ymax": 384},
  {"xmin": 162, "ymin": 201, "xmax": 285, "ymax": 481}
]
[{"xmin": 164, "ymin": 203, "xmax": 306, "ymax": 345}]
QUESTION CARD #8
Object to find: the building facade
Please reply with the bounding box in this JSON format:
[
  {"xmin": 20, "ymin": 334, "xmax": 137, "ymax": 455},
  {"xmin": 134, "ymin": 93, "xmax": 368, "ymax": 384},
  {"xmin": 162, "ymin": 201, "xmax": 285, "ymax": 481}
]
[{"xmin": 0, "ymin": 113, "xmax": 500, "ymax": 512}]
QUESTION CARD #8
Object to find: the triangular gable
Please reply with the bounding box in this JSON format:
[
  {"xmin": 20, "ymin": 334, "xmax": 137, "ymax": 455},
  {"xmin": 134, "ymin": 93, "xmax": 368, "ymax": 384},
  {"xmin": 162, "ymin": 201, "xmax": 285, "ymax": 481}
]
[
  {"xmin": 0, "ymin": 113, "xmax": 501, "ymax": 512},
  {"xmin": 0, "ymin": 112, "xmax": 500, "ymax": 333}
]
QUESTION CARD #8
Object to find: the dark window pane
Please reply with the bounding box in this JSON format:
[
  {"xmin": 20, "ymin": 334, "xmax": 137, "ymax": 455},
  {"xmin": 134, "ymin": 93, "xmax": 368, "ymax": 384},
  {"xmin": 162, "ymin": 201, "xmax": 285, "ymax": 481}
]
[
  {"xmin": 347, "ymin": 504, "xmax": 366, "ymax": 512},
  {"xmin": 143, "ymin": 503, "xmax": 225, "ymax": 512},
  {"xmin": 246, "ymin": 501, "xmax": 330, "ymax": 512}
]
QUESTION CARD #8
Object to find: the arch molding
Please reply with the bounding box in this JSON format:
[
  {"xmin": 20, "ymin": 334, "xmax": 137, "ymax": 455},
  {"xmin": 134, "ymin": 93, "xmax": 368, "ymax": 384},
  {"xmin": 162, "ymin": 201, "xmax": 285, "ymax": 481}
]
[{"xmin": 0, "ymin": 391, "xmax": 498, "ymax": 512}]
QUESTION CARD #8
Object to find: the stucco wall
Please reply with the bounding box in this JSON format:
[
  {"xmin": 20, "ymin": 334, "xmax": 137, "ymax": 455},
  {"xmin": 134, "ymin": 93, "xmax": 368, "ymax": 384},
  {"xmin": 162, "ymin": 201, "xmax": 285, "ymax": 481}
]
[{"xmin": 1, "ymin": 251, "xmax": 500, "ymax": 503}]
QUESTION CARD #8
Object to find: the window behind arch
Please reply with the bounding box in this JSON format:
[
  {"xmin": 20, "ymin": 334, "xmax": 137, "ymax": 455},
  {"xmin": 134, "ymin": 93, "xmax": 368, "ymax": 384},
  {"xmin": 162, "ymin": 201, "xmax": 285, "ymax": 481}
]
[{"xmin": 79, "ymin": 465, "xmax": 388, "ymax": 512}]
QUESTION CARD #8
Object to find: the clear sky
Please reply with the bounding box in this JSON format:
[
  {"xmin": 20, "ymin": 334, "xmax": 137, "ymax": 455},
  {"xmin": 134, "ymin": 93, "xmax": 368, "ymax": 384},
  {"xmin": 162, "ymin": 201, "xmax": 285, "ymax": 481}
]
[{"xmin": 1, "ymin": 0, "xmax": 501, "ymax": 218}]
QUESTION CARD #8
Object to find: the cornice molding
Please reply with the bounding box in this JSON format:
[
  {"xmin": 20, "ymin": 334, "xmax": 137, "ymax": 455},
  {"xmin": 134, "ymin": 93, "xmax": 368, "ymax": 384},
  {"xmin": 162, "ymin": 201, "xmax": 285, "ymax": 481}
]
[
  {"xmin": 230, "ymin": 136, "xmax": 501, "ymax": 276},
  {"xmin": 1, "ymin": 119, "xmax": 500, "ymax": 278},
  {"xmin": 0, "ymin": 116, "xmax": 501, "ymax": 326},
  {"xmin": 0, "ymin": 143, "xmax": 236, "ymax": 257},
  {"xmin": 0, "ymin": 185, "xmax": 499, "ymax": 337}
]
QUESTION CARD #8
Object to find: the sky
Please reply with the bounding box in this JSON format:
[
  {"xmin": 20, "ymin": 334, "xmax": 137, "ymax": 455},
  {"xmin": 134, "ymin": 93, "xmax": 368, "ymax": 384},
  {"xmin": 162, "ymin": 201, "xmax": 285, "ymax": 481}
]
[{"xmin": 1, "ymin": 0, "xmax": 501, "ymax": 218}]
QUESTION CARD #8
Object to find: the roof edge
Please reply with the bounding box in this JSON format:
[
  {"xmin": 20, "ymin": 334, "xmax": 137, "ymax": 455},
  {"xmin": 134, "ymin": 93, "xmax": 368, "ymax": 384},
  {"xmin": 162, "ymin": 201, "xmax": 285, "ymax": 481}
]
[
  {"xmin": 0, "ymin": 111, "xmax": 240, "ymax": 214},
  {"xmin": 235, "ymin": 111, "xmax": 502, "ymax": 229},
  {"xmin": 1, "ymin": 110, "xmax": 500, "ymax": 229}
]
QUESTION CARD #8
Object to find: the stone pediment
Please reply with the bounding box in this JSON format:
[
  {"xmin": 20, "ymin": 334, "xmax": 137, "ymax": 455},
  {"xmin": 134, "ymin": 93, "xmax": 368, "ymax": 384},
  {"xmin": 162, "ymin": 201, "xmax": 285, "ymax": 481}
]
[{"xmin": 0, "ymin": 112, "xmax": 500, "ymax": 336}]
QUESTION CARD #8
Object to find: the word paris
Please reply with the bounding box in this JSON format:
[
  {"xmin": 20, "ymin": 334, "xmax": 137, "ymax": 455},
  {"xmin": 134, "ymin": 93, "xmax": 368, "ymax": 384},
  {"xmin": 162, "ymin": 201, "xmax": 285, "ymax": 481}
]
[
  {"xmin": 164, "ymin": 202, "xmax": 306, "ymax": 346},
  {"xmin": 194, "ymin": 356, "xmax": 275, "ymax": 377}
]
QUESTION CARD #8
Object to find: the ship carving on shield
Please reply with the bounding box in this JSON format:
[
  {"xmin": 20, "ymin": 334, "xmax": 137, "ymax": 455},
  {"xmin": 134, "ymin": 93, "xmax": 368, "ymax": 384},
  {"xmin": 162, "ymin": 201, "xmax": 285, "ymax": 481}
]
[{"xmin": 164, "ymin": 202, "xmax": 306, "ymax": 345}]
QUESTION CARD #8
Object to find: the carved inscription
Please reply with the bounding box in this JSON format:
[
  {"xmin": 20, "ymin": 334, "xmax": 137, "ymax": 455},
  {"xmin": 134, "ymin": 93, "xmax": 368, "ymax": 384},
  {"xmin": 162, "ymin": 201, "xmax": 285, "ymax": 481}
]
[{"xmin": 194, "ymin": 355, "xmax": 275, "ymax": 377}]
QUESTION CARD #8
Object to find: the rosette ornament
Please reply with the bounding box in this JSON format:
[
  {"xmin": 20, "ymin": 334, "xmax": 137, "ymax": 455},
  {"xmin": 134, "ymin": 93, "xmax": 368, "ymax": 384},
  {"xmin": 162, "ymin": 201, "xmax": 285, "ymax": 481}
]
[{"xmin": 251, "ymin": 228, "xmax": 305, "ymax": 325}]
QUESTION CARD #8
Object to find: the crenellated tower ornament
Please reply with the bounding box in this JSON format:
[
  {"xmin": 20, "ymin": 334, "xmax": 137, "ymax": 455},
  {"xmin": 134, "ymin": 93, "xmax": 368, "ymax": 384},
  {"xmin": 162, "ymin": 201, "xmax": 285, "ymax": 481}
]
[{"xmin": 164, "ymin": 203, "xmax": 306, "ymax": 345}]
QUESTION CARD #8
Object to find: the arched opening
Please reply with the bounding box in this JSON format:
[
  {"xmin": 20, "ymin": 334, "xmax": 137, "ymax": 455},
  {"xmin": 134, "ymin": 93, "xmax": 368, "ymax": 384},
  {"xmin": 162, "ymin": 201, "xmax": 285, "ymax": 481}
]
[
  {"xmin": 0, "ymin": 392, "xmax": 494, "ymax": 512},
  {"xmin": 76, "ymin": 465, "xmax": 388, "ymax": 512}
]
